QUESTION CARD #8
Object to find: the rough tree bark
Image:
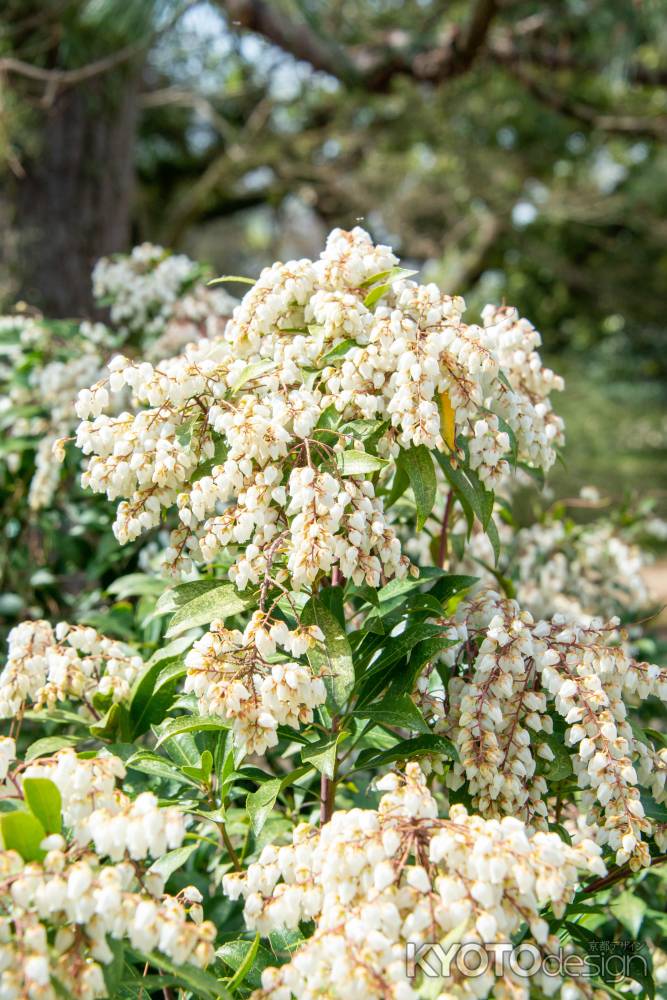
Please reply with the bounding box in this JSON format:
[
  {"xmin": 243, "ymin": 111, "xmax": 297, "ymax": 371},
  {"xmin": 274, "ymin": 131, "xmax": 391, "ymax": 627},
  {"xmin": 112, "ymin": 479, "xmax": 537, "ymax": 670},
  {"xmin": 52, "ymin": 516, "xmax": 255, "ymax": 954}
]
[{"xmin": 5, "ymin": 66, "xmax": 142, "ymax": 317}]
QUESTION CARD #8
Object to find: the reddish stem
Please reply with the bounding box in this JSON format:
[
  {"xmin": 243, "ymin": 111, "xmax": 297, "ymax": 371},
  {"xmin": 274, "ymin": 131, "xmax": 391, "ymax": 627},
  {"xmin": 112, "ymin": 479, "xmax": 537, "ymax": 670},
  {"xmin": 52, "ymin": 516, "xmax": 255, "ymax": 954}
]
[{"xmin": 320, "ymin": 772, "xmax": 334, "ymax": 824}]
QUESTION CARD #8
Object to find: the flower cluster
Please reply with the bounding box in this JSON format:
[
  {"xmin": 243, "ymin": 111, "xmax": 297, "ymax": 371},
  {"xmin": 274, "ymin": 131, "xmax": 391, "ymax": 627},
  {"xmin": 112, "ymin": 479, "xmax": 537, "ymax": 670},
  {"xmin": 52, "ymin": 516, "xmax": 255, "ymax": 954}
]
[
  {"xmin": 92, "ymin": 243, "xmax": 199, "ymax": 337},
  {"xmin": 479, "ymin": 304, "xmax": 564, "ymax": 471},
  {"xmin": 23, "ymin": 751, "xmax": 185, "ymax": 862},
  {"xmin": 509, "ymin": 519, "xmax": 650, "ymax": 623},
  {"xmin": 223, "ymin": 763, "xmax": 604, "ymax": 1000},
  {"xmin": 428, "ymin": 589, "xmax": 667, "ymax": 868},
  {"xmin": 23, "ymin": 750, "xmax": 127, "ymax": 833},
  {"xmin": 457, "ymin": 503, "xmax": 652, "ymax": 624},
  {"xmin": 0, "ymin": 620, "xmax": 143, "ymax": 719},
  {"xmin": 0, "ymin": 312, "xmax": 113, "ymax": 509},
  {"xmin": 73, "ymin": 228, "xmax": 564, "ymax": 586},
  {"xmin": 0, "ymin": 247, "xmax": 236, "ymax": 518},
  {"xmin": 184, "ymin": 611, "xmax": 327, "ymax": 753},
  {"xmin": 0, "ymin": 849, "xmax": 214, "ymax": 999},
  {"xmin": 0, "ymin": 745, "xmax": 214, "ymax": 999},
  {"xmin": 146, "ymin": 280, "xmax": 237, "ymax": 360},
  {"xmin": 92, "ymin": 242, "xmax": 236, "ymax": 344}
]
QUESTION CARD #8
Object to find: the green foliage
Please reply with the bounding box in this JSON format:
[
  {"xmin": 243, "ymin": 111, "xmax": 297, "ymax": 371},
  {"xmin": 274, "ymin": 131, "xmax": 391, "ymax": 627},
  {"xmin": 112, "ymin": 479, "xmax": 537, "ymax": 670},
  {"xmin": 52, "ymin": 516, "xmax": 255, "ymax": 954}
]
[
  {"xmin": 0, "ymin": 809, "xmax": 47, "ymax": 862},
  {"xmin": 22, "ymin": 777, "xmax": 62, "ymax": 835}
]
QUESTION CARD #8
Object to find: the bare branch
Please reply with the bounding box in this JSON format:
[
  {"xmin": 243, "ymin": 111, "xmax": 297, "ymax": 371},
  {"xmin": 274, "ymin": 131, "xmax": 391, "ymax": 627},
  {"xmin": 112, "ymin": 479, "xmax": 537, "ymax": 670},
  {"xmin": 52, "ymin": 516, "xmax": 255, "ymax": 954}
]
[
  {"xmin": 491, "ymin": 35, "xmax": 667, "ymax": 88},
  {"xmin": 0, "ymin": 44, "xmax": 142, "ymax": 88},
  {"xmin": 140, "ymin": 86, "xmax": 236, "ymax": 141},
  {"xmin": 219, "ymin": 0, "xmax": 500, "ymax": 89},
  {"xmin": 222, "ymin": 0, "xmax": 355, "ymax": 80},
  {"xmin": 501, "ymin": 61, "xmax": 667, "ymax": 140},
  {"xmin": 457, "ymin": 0, "xmax": 501, "ymax": 73},
  {"xmin": 0, "ymin": 0, "xmax": 197, "ymax": 106}
]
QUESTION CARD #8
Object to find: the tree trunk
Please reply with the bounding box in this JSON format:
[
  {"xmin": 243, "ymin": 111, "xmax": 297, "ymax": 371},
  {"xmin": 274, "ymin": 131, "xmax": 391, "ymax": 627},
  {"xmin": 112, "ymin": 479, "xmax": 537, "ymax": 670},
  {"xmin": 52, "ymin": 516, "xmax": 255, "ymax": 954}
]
[{"xmin": 5, "ymin": 68, "xmax": 142, "ymax": 318}]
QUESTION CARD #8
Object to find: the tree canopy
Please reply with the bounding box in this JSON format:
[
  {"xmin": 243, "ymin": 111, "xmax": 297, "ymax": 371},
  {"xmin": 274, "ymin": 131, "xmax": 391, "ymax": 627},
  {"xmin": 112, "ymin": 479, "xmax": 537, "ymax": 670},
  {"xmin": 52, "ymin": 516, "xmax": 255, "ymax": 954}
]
[{"xmin": 1, "ymin": 0, "xmax": 667, "ymax": 374}]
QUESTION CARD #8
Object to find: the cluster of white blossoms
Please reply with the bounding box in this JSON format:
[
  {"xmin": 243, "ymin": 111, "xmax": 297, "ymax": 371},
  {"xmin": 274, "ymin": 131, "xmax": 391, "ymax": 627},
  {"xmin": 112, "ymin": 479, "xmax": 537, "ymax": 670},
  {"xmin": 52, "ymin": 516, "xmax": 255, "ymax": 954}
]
[
  {"xmin": 146, "ymin": 280, "xmax": 237, "ymax": 361},
  {"xmin": 0, "ymin": 848, "xmax": 214, "ymax": 1000},
  {"xmin": 184, "ymin": 611, "xmax": 327, "ymax": 753},
  {"xmin": 0, "ymin": 248, "xmax": 236, "ymax": 516},
  {"xmin": 24, "ymin": 751, "xmax": 186, "ymax": 860},
  {"xmin": 92, "ymin": 242, "xmax": 237, "ymax": 345},
  {"xmin": 455, "ymin": 507, "xmax": 651, "ymax": 624},
  {"xmin": 0, "ymin": 312, "xmax": 113, "ymax": 508},
  {"xmin": 0, "ymin": 745, "xmax": 214, "ymax": 998},
  {"xmin": 92, "ymin": 242, "xmax": 200, "ymax": 337},
  {"xmin": 0, "ymin": 620, "xmax": 143, "ymax": 718},
  {"xmin": 423, "ymin": 589, "xmax": 667, "ymax": 868},
  {"xmin": 223, "ymin": 763, "xmax": 605, "ymax": 1000},
  {"xmin": 510, "ymin": 519, "xmax": 650, "ymax": 622},
  {"xmin": 72, "ymin": 228, "xmax": 564, "ymax": 587},
  {"xmin": 478, "ymin": 304, "xmax": 564, "ymax": 471},
  {"xmin": 23, "ymin": 750, "xmax": 127, "ymax": 832}
]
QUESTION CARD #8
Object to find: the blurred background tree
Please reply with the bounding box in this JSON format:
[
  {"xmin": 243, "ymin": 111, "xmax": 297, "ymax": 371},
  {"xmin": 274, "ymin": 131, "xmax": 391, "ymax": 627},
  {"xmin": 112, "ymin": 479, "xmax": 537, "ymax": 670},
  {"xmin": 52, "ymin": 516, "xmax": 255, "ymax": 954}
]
[{"xmin": 1, "ymin": 0, "xmax": 666, "ymax": 497}]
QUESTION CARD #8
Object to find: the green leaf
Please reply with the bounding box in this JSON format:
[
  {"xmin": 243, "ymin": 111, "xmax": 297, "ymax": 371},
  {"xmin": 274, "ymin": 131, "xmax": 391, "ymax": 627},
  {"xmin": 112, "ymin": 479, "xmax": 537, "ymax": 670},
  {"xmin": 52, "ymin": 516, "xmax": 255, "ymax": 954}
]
[
  {"xmin": 319, "ymin": 339, "xmax": 358, "ymax": 365},
  {"xmin": 360, "ymin": 266, "xmax": 418, "ymax": 288},
  {"xmin": 192, "ymin": 436, "xmax": 228, "ymax": 482},
  {"xmin": 390, "ymin": 635, "xmax": 458, "ymax": 694},
  {"xmin": 125, "ymin": 750, "xmax": 200, "ymax": 787},
  {"xmin": 613, "ymin": 890, "xmax": 647, "ymax": 937},
  {"xmin": 154, "ymin": 658, "xmax": 189, "ymax": 694},
  {"xmin": 246, "ymin": 766, "xmax": 311, "ymax": 835},
  {"xmin": 485, "ymin": 515, "xmax": 501, "ymax": 566},
  {"xmin": 154, "ymin": 715, "xmax": 229, "ymax": 748},
  {"xmin": 641, "ymin": 793, "xmax": 667, "ymax": 822},
  {"xmin": 230, "ymin": 360, "xmax": 275, "ymax": 393},
  {"xmin": 128, "ymin": 643, "xmax": 190, "ymax": 736},
  {"xmin": 101, "ymin": 938, "xmax": 125, "ymax": 996},
  {"xmin": 24, "ymin": 707, "xmax": 89, "ymax": 729},
  {"xmin": 352, "ymin": 693, "xmax": 431, "ymax": 734},
  {"xmin": 301, "ymin": 597, "xmax": 354, "ymax": 713},
  {"xmin": 301, "ymin": 733, "xmax": 348, "ymax": 779},
  {"xmin": 107, "ymin": 573, "xmax": 165, "ymax": 599},
  {"xmin": 182, "ymin": 749, "xmax": 214, "ymax": 783},
  {"xmin": 315, "ymin": 403, "xmax": 339, "ymax": 430},
  {"xmin": 24, "ymin": 735, "xmax": 79, "ymax": 762},
  {"xmin": 336, "ymin": 450, "xmax": 388, "ymax": 476},
  {"xmin": 362, "ymin": 268, "xmax": 418, "ymax": 307},
  {"xmin": 209, "ymin": 274, "xmax": 255, "ymax": 286},
  {"xmin": 162, "ymin": 732, "xmax": 201, "ymax": 767},
  {"xmin": 538, "ymin": 732, "xmax": 574, "ymax": 781},
  {"xmin": 385, "ymin": 461, "xmax": 409, "ymax": 508},
  {"xmin": 246, "ymin": 778, "xmax": 281, "ymax": 835},
  {"xmin": 226, "ymin": 933, "xmax": 260, "ymax": 993},
  {"xmin": 89, "ymin": 703, "xmax": 131, "ymax": 742},
  {"xmin": 430, "ymin": 574, "xmax": 478, "ymax": 603},
  {"xmin": 356, "ymin": 623, "xmax": 449, "ymax": 702},
  {"xmin": 149, "ymin": 842, "xmax": 198, "ymax": 881},
  {"xmin": 338, "ymin": 419, "xmax": 387, "ymax": 442},
  {"xmin": 166, "ymin": 583, "xmax": 254, "ymax": 637},
  {"xmin": 0, "ymin": 810, "xmax": 46, "ymax": 861},
  {"xmin": 436, "ymin": 453, "xmax": 494, "ymax": 530},
  {"xmin": 132, "ymin": 951, "xmax": 229, "ymax": 1000},
  {"xmin": 400, "ymin": 445, "xmax": 437, "ymax": 530},
  {"xmin": 155, "ymin": 579, "xmax": 224, "ymax": 616},
  {"xmin": 354, "ymin": 734, "xmax": 458, "ymax": 770},
  {"xmin": 219, "ymin": 938, "xmax": 273, "ymax": 991},
  {"xmin": 363, "ymin": 283, "xmax": 392, "ymax": 308},
  {"xmin": 23, "ymin": 778, "xmax": 62, "ymax": 835},
  {"xmin": 145, "ymin": 635, "xmax": 195, "ymax": 666},
  {"xmin": 129, "ymin": 655, "xmax": 182, "ymax": 737},
  {"xmin": 376, "ymin": 570, "xmax": 443, "ymax": 605}
]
